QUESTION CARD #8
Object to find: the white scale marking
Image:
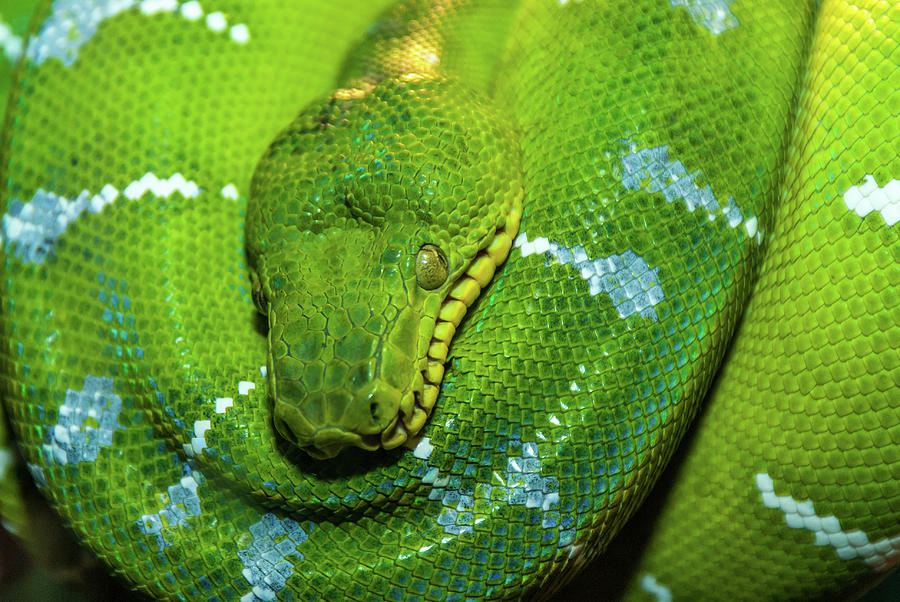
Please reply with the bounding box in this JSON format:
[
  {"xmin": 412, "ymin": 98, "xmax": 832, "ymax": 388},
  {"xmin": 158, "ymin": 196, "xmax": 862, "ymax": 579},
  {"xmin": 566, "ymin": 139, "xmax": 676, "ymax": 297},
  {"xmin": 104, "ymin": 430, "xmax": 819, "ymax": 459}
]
[
  {"xmin": 190, "ymin": 419, "xmax": 211, "ymax": 456},
  {"xmin": 215, "ymin": 398, "xmax": 233, "ymax": 414},
  {"xmin": 239, "ymin": 514, "xmax": 310, "ymax": 602},
  {"xmin": 516, "ymin": 233, "xmax": 665, "ymax": 320},
  {"xmin": 27, "ymin": 463, "xmax": 46, "ymax": 487},
  {"xmin": 428, "ymin": 441, "xmax": 569, "ymax": 544},
  {"xmin": 44, "ymin": 375, "xmax": 125, "ymax": 465},
  {"xmin": 205, "ymin": 11, "xmax": 226, "ymax": 32},
  {"xmin": 559, "ymin": 0, "xmax": 737, "ymax": 35},
  {"xmin": 124, "ymin": 171, "xmax": 200, "ymax": 200},
  {"xmin": 221, "ymin": 183, "xmax": 239, "ymax": 200},
  {"xmin": 757, "ymin": 473, "xmax": 900, "ymax": 571},
  {"xmin": 412, "ymin": 436, "xmax": 434, "ymax": 460},
  {"xmin": 640, "ymin": 574, "xmax": 673, "ymax": 602},
  {"xmin": 621, "ymin": 143, "xmax": 761, "ymax": 244},
  {"xmin": 2, "ymin": 173, "xmax": 200, "ymax": 264},
  {"xmin": 670, "ymin": 0, "xmax": 738, "ymax": 35},
  {"xmin": 180, "ymin": 0, "xmax": 202, "ymax": 21},
  {"xmin": 186, "ymin": 379, "xmax": 255, "ymax": 456},
  {"xmin": 0, "ymin": 19, "xmax": 23, "ymax": 62},
  {"xmin": 27, "ymin": 0, "xmax": 250, "ymax": 66},
  {"xmin": 138, "ymin": 466, "xmax": 204, "ymax": 551},
  {"xmin": 843, "ymin": 174, "xmax": 900, "ymax": 226},
  {"xmin": 139, "ymin": 0, "xmax": 177, "ymax": 14}
]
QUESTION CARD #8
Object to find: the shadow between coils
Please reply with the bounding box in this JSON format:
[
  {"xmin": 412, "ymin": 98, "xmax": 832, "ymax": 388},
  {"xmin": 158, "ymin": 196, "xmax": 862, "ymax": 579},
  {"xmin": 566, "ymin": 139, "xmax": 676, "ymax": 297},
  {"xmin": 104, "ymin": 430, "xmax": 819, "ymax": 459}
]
[{"xmin": 274, "ymin": 432, "xmax": 407, "ymax": 480}]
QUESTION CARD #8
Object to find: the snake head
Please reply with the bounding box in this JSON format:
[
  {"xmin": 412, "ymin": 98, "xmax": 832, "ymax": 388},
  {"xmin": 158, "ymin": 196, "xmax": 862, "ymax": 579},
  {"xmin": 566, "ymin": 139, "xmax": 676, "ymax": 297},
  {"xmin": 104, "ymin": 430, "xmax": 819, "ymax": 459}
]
[{"xmin": 246, "ymin": 77, "xmax": 522, "ymax": 459}]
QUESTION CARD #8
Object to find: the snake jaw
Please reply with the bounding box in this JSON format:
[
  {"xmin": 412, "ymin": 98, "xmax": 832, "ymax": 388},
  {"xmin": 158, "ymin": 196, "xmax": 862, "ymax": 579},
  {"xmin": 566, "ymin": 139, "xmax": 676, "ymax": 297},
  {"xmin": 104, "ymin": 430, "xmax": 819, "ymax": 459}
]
[
  {"xmin": 379, "ymin": 353, "xmax": 428, "ymax": 450},
  {"xmin": 378, "ymin": 202, "xmax": 524, "ymax": 449}
]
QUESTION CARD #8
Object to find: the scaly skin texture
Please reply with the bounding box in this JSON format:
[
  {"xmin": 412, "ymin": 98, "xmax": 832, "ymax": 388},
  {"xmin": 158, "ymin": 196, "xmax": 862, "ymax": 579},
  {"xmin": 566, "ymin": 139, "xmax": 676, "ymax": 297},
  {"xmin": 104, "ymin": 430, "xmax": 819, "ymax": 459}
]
[
  {"xmin": 0, "ymin": 1, "xmax": 897, "ymax": 601},
  {"xmin": 246, "ymin": 77, "xmax": 523, "ymax": 458}
]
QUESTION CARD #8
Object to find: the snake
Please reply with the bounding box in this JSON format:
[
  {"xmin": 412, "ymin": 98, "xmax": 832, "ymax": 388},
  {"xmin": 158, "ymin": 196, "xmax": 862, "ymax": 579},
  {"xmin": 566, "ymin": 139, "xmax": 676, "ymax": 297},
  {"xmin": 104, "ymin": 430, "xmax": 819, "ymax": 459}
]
[{"xmin": 0, "ymin": 0, "xmax": 897, "ymax": 599}]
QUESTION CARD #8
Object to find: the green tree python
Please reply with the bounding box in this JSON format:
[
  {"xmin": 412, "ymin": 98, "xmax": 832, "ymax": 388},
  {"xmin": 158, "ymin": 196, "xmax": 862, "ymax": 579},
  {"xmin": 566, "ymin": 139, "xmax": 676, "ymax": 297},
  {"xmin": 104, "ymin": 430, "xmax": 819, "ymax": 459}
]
[{"xmin": 0, "ymin": 0, "xmax": 897, "ymax": 599}]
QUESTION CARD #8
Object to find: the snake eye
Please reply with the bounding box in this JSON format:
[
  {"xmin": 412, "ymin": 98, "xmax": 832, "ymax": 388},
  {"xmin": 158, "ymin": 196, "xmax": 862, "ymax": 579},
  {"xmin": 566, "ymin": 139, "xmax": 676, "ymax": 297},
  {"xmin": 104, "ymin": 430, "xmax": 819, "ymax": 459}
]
[
  {"xmin": 415, "ymin": 244, "xmax": 448, "ymax": 290},
  {"xmin": 251, "ymin": 276, "xmax": 267, "ymax": 315}
]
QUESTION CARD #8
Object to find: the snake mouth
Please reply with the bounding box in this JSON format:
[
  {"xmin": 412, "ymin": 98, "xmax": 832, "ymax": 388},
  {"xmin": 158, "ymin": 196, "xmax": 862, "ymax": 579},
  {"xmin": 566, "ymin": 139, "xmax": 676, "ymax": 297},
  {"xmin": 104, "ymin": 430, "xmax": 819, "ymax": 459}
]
[
  {"xmin": 274, "ymin": 407, "xmax": 385, "ymax": 460},
  {"xmin": 382, "ymin": 203, "xmax": 524, "ymax": 451},
  {"xmin": 273, "ymin": 378, "xmax": 404, "ymax": 458},
  {"xmin": 307, "ymin": 426, "xmax": 379, "ymax": 460}
]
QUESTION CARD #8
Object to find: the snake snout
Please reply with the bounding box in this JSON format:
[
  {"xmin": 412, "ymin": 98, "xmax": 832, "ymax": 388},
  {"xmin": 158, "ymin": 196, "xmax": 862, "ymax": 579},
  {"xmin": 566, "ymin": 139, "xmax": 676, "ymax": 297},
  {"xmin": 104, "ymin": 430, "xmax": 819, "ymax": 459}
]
[
  {"xmin": 272, "ymin": 376, "xmax": 406, "ymax": 458},
  {"xmin": 360, "ymin": 380, "xmax": 403, "ymax": 431}
]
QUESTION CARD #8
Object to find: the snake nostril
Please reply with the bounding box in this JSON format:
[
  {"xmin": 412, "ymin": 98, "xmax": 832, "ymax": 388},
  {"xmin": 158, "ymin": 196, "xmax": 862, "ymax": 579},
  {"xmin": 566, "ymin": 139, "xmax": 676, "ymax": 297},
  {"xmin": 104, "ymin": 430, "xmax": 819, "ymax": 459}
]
[{"xmin": 360, "ymin": 381, "xmax": 402, "ymax": 432}]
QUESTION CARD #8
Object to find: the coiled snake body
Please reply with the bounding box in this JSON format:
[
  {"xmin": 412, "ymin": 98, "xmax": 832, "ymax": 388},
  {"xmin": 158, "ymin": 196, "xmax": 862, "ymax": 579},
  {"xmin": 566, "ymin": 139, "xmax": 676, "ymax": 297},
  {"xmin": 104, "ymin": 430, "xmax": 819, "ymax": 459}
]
[{"xmin": 0, "ymin": 0, "xmax": 897, "ymax": 599}]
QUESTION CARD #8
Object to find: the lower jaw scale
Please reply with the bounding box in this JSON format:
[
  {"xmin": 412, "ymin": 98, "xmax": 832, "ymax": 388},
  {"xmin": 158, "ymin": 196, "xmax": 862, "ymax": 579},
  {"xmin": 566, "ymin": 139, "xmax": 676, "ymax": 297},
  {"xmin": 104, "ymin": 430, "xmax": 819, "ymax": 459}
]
[
  {"xmin": 380, "ymin": 370, "xmax": 441, "ymax": 450},
  {"xmin": 381, "ymin": 417, "xmax": 409, "ymax": 449},
  {"xmin": 386, "ymin": 219, "xmax": 522, "ymax": 453},
  {"xmin": 422, "ymin": 384, "xmax": 439, "ymax": 411},
  {"xmin": 403, "ymin": 406, "xmax": 429, "ymax": 433}
]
